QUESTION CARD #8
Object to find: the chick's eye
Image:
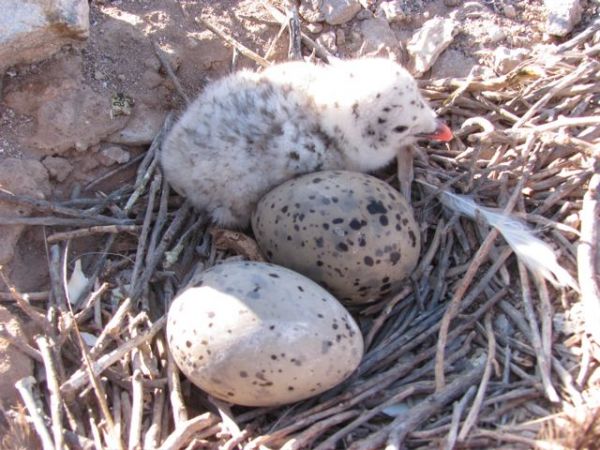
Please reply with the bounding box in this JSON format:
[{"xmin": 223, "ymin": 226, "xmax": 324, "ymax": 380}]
[{"xmin": 393, "ymin": 125, "xmax": 408, "ymax": 133}]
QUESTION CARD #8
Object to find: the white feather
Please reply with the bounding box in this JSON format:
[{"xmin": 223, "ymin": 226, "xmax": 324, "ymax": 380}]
[
  {"xmin": 67, "ymin": 259, "xmax": 91, "ymax": 304},
  {"xmin": 419, "ymin": 180, "xmax": 579, "ymax": 291}
]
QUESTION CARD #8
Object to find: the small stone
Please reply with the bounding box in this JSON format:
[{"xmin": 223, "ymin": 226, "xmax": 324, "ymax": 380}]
[
  {"xmin": 143, "ymin": 56, "xmax": 161, "ymax": 71},
  {"xmin": 377, "ymin": 0, "xmax": 423, "ymax": 19},
  {"xmin": 108, "ymin": 106, "xmax": 166, "ymax": 146},
  {"xmin": 359, "ymin": 17, "xmax": 402, "ymax": 60},
  {"xmin": 316, "ymin": 31, "xmax": 338, "ymax": 54},
  {"xmin": 336, "ymin": 29, "xmax": 347, "ymax": 46},
  {"xmin": 493, "ymin": 46, "xmax": 528, "ymax": 74},
  {"xmin": 305, "ymin": 23, "xmax": 324, "ymax": 33},
  {"xmin": 321, "ymin": 0, "xmax": 362, "ymax": 25},
  {"xmin": 487, "ymin": 24, "xmax": 506, "ymax": 43},
  {"xmin": 94, "ymin": 70, "xmax": 106, "ymax": 80},
  {"xmin": 503, "ymin": 4, "xmax": 517, "ymax": 18},
  {"xmin": 117, "ymin": 74, "xmax": 126, "ymax": 81},
  {"xmin": 563, "ymin": 212, "xmax": 580, "ymax": 230},
  {"xmin": 141, "ymin": 69, "xmax": 163, "ymax": 89},
  {"xmin": 431, "ymin": 48, "xmax": 477, "ymax": 79},
  {"xmin": 0, "ymin": 0, "xmax": 89, "ymax": 71},
  {"xmin": 299, "ymin": 0, "xmax": 325, "ymax": 22},
  {"xmin": 358, "ymin": 0, "xmax": 377, "ymax": 9},
  {"xmin": 42, "ymin": 156, "xmax": 73, "ymax": 182},
  {"xmin": 79, "ymin": 156, "xmax": 100, "ymax": 173},
  {"xmin": 376, "ymin": 1, "xmax": 408, "ymax": 22},
  {"xmin": 544, "ymin": 0, "xmax": 583, "ymax": 37},
  {"xmin": 0, "ymin": 306, "xmax": 34, "ymax": 407},
  {"xmin": 98, "ymin": 146, "xmax": 131, "ymax": 166},
  {"xmin": 407, "ymin": 17, "xmax": 459, "ymax": 77},
  {"xmin": 356, "ymin": 9, "xmax": 373, "ymax": 20}
]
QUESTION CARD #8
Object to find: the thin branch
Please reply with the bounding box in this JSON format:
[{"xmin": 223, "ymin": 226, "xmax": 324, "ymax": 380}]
[
  {"xmin": 196, "ymin": 17, "xmax": 271, "ymax": 67},
  {"xmin": 152, "ymin": 39, "xmax": 191, "ymax": 104},
  {"xmin": 15, "ymin": 376, "xmax": 55, "ymax": 450},
  {"xmin": 46, "ymin": 225, "xmax": 140, "ymax": 243},
  {"xmin": 577, "ymin": 169, "xmax": 600, "ymax": 345},
  {"xmin": 457, "ymin": 312, "xmax": 496, "ymax": 440}
]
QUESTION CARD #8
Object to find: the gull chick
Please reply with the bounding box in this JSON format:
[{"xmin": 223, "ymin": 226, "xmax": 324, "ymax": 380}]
[{"xmin": 161, "ymin": 58, "xmax": 452, "ymax": 227}]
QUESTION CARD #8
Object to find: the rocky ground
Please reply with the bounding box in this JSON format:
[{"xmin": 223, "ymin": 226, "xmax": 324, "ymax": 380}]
[{"xmin": 0, "ymin": 0, "xmax": 598, "ymax": 446}]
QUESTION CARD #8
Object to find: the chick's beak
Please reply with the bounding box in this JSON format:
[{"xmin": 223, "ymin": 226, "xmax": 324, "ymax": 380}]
[{"xmin": 418, "ymin": 120, "xmax": 453, "ymax": 142}]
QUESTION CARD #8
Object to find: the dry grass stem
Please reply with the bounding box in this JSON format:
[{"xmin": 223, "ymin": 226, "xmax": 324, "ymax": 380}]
[{"xmin": 196, "ymin": 17, "xmax": 271, "ymax": 68}]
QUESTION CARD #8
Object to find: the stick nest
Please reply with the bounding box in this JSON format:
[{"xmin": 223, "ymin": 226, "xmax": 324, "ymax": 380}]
[{"xmin": 1, "ymin": 13, "xmax": 599, "ymax": 450}]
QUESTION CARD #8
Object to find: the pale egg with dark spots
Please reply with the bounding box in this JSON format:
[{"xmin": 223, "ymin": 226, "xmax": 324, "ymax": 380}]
[
  {"xmin": 166, "ymin": 261, "xmax": 363, "ymax": 407},
  {"xmin": 252, "ymin": 171, "xmax": 421, "ymax": 303}
]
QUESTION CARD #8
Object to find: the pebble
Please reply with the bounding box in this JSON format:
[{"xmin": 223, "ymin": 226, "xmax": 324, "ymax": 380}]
[
  {"xmin": 141, "ymin": 69, "xmax": 163, "ymax": 88},
  {"xmin": 107, "ymin": 106, "xmax": 166, "ymax": 146},
  {"xmin": 431, "ymin": 48, "xmax": 477, "ymax": 79},
  {"xmin": 356, "ymin": 9, "xmax": 374, "ymax": 20},
  {"xmin": 336, "ymin": 29, "xmax": 346, "ymax": 46},
  {"xmin": 376, "ymin": 1, "xmax": 410, "ymax": 23},
  {"xmin": 299, "ymin": 0, "xmax": 325, "ymax": 22},
  {"xmin": 493, "ymin": 46, "xmax": 528, "ymax": 74},
  {"xmin": 503, "ymin": 4, "xmax": 517, "ymax": 18},
  {"xmin": 143, "ymin": 55, "xmax": 161, "ymax": 71},
  {"xmin": 321, "ymin": 0, "xmax": 363, "ymax": 25},
  {"xmin": 98, "ymin": 146, "xmax": 131, "ymax": 166},
  {"xmin": 487, "ymin": 24, "xmax": 506, "ymax": 43},
  {"xmin": 359, "ymin": 17, "xmax": 402, "ymax": 59},
  {"xmin": 305, "ymin": 22, "xmax": 324, "ymax": 33},
  {"xmin": 544, "ymin": 0, "xmax": 583, "ymax": 37},
  {"xmin": 316, "ymin": 31, "xmax": 338, "ymax": 53},
  {"xmin": 407, "ymin": 17, "xmax": 459, "ymax": 76},
  {"xmin": 42, "ymin": 156, "xmax": 74, "ymax": 182}
]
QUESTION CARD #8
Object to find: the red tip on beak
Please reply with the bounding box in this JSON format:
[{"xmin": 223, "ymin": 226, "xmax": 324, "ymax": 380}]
[{"xmin": 419, "ymin": 120, "xmax": 453, "ymax": 142}]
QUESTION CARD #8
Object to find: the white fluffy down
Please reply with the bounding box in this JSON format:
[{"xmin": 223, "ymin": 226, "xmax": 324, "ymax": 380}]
[{"xmin": 161, "ymin": 58, "xmax": 440, "ymax": 227}]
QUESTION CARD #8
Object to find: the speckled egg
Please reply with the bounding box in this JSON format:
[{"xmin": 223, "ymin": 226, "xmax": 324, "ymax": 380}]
[
  {"xmin": 166, "ymin": 261, "xmax": 364, "ymax": 407},
  {"xmin": 252, "ymin": 170, "xmax": 421, "ymax": 303}
]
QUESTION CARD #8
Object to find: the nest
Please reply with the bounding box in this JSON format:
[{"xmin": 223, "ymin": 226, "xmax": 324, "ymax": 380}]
[{"xmin": 1, "ymin": 8, "xmax": 599, "ymax": 450}]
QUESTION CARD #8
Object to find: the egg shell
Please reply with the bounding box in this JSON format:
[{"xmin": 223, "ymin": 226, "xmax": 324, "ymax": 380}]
[
  {"xmin": 166, "ymin": 261, "xmax": 364, "ymax": 407},
  {"xmin": 252, "ymin": 170, "xmax": 421, "ymax": 303}
]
